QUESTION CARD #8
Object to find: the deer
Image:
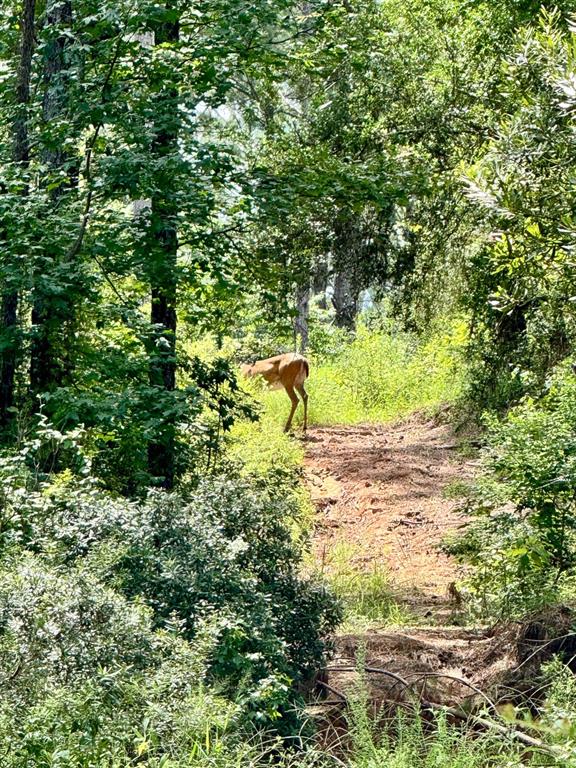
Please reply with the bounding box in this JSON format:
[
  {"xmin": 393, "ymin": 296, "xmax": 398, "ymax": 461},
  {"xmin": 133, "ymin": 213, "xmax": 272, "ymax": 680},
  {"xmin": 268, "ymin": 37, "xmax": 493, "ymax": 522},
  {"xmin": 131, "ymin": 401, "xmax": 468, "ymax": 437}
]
[{"xmin": 240, "ymin": 352, "xmax": 309, "ymax": 433}]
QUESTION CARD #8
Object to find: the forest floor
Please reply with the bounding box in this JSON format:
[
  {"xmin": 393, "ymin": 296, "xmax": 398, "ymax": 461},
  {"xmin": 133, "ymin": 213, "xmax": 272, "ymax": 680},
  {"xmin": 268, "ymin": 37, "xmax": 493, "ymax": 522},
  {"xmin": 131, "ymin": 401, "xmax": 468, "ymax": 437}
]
[
  {"xmin": 304, "ymin": 413, "xmax": 473, "ymax": 621},
  {"xmin": 303, "ymin": 415, "xmax": 524, "ymax": 730}
]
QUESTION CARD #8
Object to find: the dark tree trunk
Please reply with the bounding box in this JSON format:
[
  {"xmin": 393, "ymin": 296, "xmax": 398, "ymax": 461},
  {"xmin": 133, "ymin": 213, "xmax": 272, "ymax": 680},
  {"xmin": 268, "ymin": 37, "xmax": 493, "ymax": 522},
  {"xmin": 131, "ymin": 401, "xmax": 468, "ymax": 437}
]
[
  {"xmin": 294, "ymin": 281, "xmax": 310, "ymax": 353},
  {"xmin": 332, "ymin": 270, "xmax": 358, "ymax": 330},
  {"xmin": 0, "ymin": 0, "xmax": 36, "ymax": 432},
  {"xmin": 312, "ymin": 256, "xmax": 329, "ymax": 309},
  {"xmin": 0, "ymin": 292, "xmax": 19, "ymax": 431},
  {"xmin": 30, "ymin": 0, "xmax": 74, "ymax": 396},
  {"xmin": 147, "ymin": 13, "xmax": 180, "ymax": 490},
  {"xmin": 13, "ymin": 0, "xmax": 36, "ymax": 167},
  {"xmin": 331, "ymin": 216, "xmax": 361, "ymax": 330}
]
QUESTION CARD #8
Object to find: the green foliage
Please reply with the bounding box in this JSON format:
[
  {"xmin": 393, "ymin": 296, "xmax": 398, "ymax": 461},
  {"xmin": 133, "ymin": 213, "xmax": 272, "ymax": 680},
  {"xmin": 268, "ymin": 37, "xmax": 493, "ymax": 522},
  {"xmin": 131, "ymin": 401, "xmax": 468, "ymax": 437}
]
[
  {"xmin": 464, "ymin": 9, "xmax": 576, "ymax": 408},
  {"xmin": 1, "ymin": 354, "xmax": 256, "ymax": 496},
  {"xmin": 0, "ymin": 544, "xmax": 248, "ymax": 766},
  {"xmin": 0, "ymin": 554, "xmax": 154, "ymax": 692},
  {"xmin": 540, "ymin": 658, "xmax": 576, "ymax": 745},
  {"xmin": 456, "ymin": 364, "xmax": 576, "ymax": 618},
  {"xmin": 229, "ymin": 418, "xmax": 306, "ymax": 478},
  {"xmin": 246, "ymin": 320, "xmax": 467, "ymax": 429},
  {"xmin": 315, "ymin": 543, "xmax": 407, "ymax": 631},
  {"xmin": 0, "ymin": 424, "xmax": 340, "ymax": 732},
  {"xmin": 493, "ymin": 658, "xmax": 576, "ymax": 754},
  {"xmin": 344, "ymin": 692, "xmax": 534, "ymax": 768},
  {"xmin": 0, "ymin": 634, "xmax": 247, "ymax": 767}
]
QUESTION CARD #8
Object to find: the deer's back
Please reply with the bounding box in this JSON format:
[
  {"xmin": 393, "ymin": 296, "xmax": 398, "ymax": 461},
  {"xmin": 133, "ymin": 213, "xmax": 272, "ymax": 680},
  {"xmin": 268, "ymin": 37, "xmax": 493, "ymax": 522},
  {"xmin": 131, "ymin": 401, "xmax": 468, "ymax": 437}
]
[{"xmin": 254, "ymin": 353, "xmax": 308, "ymax": 388}]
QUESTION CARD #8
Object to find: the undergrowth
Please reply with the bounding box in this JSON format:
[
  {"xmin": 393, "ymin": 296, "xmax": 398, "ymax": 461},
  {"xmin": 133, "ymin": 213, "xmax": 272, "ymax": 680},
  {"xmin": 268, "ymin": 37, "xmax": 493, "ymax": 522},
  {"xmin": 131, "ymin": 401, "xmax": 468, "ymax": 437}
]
[
  {"xmin": 447, "ymin": 362, "xmax": 576, "ymax": 620},
  {"xmin": 241, "ymin": 321, "xmax": 467, "ymax": 430},
  {"xmin": 185, "ymin": 318, "xmax": 467, "ymax": 437},
  {"xmin": 343, "ymin": 672, "xmax": 576, "ymax": 768},
  {"xmin": 312, "ymin": 543, "xmax": 408, "ymax": 631},
  {"xmin": 346, "ymin": 707, "xmax": 536, "ymax": 768}
]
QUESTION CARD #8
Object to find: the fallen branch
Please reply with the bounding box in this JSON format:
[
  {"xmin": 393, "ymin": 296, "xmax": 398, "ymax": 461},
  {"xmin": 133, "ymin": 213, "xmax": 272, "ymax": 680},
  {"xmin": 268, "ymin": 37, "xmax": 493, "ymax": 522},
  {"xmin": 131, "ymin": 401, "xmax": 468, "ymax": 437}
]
[
  {"xmin": 327, "ymin": 664, "xmax": 411, "ymax": 692},
  {"xmin": 316, "ymin": 679, "xmax": 348, "ymax": 702},
  {"xmin": 308, "ymin": 698, "xmax": 346, "ymax": 707},
  {"xmin": 406, "ymin": 671, "xmax": 497, "ymax": 713},
  {"xmin": 323, "ymin": 664, "xmax": 571, "ymax": 759},
  {"xmin": 514, "ymin": 631, "xmax": 576, "ymax": 672},
  {"xmin": 437, "ymin": 705, "xmax": 569, "ymax": 758}
]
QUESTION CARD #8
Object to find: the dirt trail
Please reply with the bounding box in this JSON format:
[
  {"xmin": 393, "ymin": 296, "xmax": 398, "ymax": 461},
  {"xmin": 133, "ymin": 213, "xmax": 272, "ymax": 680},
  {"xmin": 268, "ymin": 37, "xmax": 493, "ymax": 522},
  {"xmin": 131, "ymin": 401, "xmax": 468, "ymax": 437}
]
[
  {"xmin": 302, "ymin": 416, "xmax": 508, "ymax": 717},
  {"xmin": 304, "ymin": 414, "xmax": 473, "ymax": 618},
  {"xmin": 304, "ymin": 418, "xmax": 571, "ymax": 735}
]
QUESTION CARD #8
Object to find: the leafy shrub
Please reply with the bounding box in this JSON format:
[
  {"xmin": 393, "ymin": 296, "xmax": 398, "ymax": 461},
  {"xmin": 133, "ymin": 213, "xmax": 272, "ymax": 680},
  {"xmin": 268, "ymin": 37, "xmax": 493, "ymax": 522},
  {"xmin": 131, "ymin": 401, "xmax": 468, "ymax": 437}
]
[
  {"xmin": 0, "ymin": 554, "xmax": 154, "ymax": 700},
  {"xmin": 0, "ymin": 440, "xmax": 340, "ymax": 730},
  {"xmin": 0, "ymin": 554, "xmax": 218, "ymax": 767},
  {"xmin": 0, "ymin": 542, "xmax": 288, "ymax": 766},
  {"xmin": 0, "ymin": 628, "xmax": 247, "ymax": 768},
  {"xmin": 458, "ymin": 364, "xmax": 576, "ymax": 617},
  {"xmin": 38, "ymin": 356, "xmax": 253, "ymax": 496}
]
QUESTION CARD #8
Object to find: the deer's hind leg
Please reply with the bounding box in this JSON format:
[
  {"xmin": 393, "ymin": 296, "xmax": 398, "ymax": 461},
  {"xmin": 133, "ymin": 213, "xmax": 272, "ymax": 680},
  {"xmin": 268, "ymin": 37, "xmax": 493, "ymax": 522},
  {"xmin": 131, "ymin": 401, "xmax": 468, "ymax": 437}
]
[
  {"xmin": 295, "ymin": 382, "xmax": 308, "ymax": 432},
  {"xmin": 283, "ymin": 385, "xmax": 300, "ymax": 433}
]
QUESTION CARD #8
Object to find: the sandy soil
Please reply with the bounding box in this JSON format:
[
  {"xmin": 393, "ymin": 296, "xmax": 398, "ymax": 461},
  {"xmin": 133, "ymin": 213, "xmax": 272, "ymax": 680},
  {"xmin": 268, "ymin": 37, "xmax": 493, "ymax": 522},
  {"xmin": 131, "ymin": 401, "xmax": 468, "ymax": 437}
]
[{"xmin": 304, "ymin": 414, "xmax": 474, "ymax": 616}]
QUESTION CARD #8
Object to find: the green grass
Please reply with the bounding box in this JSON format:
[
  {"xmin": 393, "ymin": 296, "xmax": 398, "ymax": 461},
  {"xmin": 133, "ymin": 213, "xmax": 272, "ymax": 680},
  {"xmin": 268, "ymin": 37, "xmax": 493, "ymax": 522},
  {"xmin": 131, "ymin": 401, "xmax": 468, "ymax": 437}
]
[
  {"xmin": 228, "ymin": 415, "xmax": 306, "ymax": 476},
  {"xmin": 311, "ymin": 542, "xmax": 409, "ymax": 631},
  {"xmin": 188, "ymin": 322, "xmax": 467, "ymax": 630},
  {"xmin": 235, "ymin": 321, "xmax": 467, "ymax": 432},
  {"xmin": 441, "ymin": 478, "xmax": 472, "ymax": 499},
  {"xmin": 344, "ymin": 702, "xmax": 549, "ymax": 768}
]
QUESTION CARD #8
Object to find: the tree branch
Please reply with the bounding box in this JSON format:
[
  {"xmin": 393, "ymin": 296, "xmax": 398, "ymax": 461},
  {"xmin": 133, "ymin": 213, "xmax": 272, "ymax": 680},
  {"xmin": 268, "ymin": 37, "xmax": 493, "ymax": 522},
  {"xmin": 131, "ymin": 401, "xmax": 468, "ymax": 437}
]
[{"xmin": 66, "ymin": 31, "xmax": 125, "ymax": 262}]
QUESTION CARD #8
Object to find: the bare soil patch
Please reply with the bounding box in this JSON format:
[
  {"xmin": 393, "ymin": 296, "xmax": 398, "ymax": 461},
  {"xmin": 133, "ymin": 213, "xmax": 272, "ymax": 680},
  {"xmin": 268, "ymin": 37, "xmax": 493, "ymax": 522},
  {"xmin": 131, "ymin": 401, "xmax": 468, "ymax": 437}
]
[{"xmin": 304, "ymin": 414, "xmax": 474, "ymax": 618}]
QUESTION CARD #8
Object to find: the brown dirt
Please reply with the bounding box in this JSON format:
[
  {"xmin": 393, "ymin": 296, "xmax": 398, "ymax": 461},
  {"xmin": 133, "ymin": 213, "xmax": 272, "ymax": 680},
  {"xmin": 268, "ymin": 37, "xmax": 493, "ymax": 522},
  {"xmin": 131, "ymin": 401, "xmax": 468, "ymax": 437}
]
[
  {"xmin": 303, "ymin": 415, "xmax": 500, "ymax": 718},
  {"xmin": 304, "ymin": 414, "xmax": 474, "ymax": 619},
  {"xmin": 303, "ymin": 417, "xmax": 574, "ymax": 741}
]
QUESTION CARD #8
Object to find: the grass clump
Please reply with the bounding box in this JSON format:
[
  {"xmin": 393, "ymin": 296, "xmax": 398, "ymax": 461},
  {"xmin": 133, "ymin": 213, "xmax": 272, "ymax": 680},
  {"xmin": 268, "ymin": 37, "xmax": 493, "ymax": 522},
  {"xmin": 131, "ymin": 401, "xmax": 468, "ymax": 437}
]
[
  {"xmin": 313, "ymin": 543, "xmax": 408, "ymax": 631},
  {"xmin": 343, "ymin": 679, "xmax": 564, "ymax": 768},
  {"xmin": 228, "ymin": 415, "xmax": 305, "ymax": 476},
  {"xmin": 347, "ymin": 711, "xmax": 533, "ymax": 768}
]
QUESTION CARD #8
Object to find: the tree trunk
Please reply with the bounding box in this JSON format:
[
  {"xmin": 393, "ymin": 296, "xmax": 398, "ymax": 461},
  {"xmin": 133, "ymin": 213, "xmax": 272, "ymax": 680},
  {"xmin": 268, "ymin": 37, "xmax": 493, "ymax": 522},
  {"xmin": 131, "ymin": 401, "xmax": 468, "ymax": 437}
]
[
  {"xmin": 0, "ymin": 0, "xmax": 36, "ymax": 432},
  {"xmin": 0, "ymin": 292, "xmax": 19, "ymax": 431},
  {"xmin": 294, "ymin": 281, "xmax": 310, "ymax": 353},
  {"xmin": 147, "ymin": 12, "xmax": 180, "ymax": 490},
  {"xmin": 312, "ymin": 256, "xmax": 329, "ymax": 309},
  {"xmin": 331, "ymin": 216, "xmax": 360, "ymax": 330},
  {"xmin": 30, "ymin": 0, "xmax": 74, "ymax": 395},
  {"xmin": 332, "ymin": 270, "xmax": 358, "ymax": 330}
]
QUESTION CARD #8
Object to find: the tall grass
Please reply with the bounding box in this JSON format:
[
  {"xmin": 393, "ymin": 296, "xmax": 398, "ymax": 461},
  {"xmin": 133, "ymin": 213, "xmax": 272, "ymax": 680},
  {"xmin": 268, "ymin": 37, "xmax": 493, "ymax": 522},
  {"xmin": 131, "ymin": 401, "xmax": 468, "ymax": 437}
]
[
  {"xmin": 184, "ymin": 318, "xmax": 467, "ymax": 434},
  {"xmin": 228, "ymin": 417, "xmax": 305, "ymax": 476},
  {"xmin": 345, "ymin": 705, "xmax": 533, "ymax": 768},
  {"xmin": 251, "ymin": 321, "xmax": 467, "ymax": 430},
  {"xmin": 313, "ymin": 542, "xmax": 408, "ymax": 630}
]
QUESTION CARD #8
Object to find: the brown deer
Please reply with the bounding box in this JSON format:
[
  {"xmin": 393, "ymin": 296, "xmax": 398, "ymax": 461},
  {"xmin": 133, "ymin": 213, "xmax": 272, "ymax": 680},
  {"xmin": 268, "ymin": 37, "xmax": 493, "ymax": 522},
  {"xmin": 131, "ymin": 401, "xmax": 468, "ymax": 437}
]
[{"xmin": 240, "ymin": 353, "xmax": 309, "ymax": 433}]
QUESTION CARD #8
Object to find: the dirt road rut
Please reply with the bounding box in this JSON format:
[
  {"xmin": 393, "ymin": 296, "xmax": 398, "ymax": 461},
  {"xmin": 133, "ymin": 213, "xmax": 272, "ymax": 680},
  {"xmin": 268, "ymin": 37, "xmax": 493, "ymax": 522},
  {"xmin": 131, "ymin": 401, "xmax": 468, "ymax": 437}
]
[{"xmin": 304, "ymin": 415, "xmax": 472, "ymax": 613}]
